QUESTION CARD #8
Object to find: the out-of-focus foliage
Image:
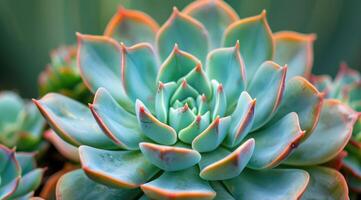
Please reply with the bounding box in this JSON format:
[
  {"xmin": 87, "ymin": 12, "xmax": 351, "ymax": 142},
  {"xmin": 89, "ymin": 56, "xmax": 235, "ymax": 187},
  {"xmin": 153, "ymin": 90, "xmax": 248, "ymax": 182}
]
[
  {"xmin": 0, "ymin": 144, "xmax": 44, "ymax": 199},
  {"xmin": 312, "ymin": 64, "xmax": 361, "ymax": 195},
  {"xmin": 0, "ymin": 91, "xmax": 45, "ymax": 151},
  {"xmin": 0, "ymin": 0, "xmax": 360, "ymax": 98},
  {"xmin": 39, "ymin": 46, "xmax": 92, "ymax": 103}
]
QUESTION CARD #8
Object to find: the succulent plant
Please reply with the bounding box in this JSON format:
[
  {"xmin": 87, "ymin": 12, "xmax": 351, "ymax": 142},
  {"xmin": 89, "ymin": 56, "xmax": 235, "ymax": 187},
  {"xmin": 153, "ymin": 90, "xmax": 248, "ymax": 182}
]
[
  {"xmin": 0, "ymin": 144, "xmax": 44, "ymax": 199},
  {"xmin": 34, "ymin": 0, "xmax": 358, "ymax": 199},
  {"xmin": 0, "ymin": 91, "xmax": 45, "ymax": 151},
  {"xmin": 311, "ymin": 63, "xmax": 361, "ymax": 194},
  {"xmin": 39, "ymin": 46, "xmax": 92, "ymax": 103}
]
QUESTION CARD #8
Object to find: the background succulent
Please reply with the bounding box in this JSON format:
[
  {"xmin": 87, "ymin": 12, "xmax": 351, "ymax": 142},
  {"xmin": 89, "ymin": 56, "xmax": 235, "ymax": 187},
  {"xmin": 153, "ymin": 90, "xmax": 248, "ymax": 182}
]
[
  {"xmin": 311, "ymin": 63, "xmax": 361, "ymax": 195},
  {"xmin": 34, "ymin": 0, "xmax": 357, "ymax": 199},
  {"xmin": 0, "ymin": 144, "xmax": 44, "ymax": 199},
  {"xmin": 39, "ymin": 46, "xmax": 92, "ymax": 103},
  {"xmin": 0, "ymin": 91, "xmax": 45, "ymax": 152}
]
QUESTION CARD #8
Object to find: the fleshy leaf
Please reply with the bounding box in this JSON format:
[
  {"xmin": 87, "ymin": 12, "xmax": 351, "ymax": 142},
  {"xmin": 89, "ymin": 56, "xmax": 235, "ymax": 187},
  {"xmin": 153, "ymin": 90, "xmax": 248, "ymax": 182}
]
[
  {"xmin": 210, "ymin": 80, "xmax": 227, "ymax": 120},
  {"xmin": 170, "ymin": 80, "xmax": 199, "ymax": 104},
  {"xmin": 247, "ymin": 112, "xmax": 304, "ymax": 169},
  {"xmin": 192, "ymin": 116, "xmax": 231, "ymax": 153},
  {"xmin": 104, "ymin": 7, "xmax": 159, "ymax": 45},
  {"xmin": 33, "ymin": 93, "xmax": 118, "ymax": 149},
  {"xmin": 284, "ymin": 99, "xmax": 358, "ymax": 165},
  {"xmin": 269, "ymin": 76, "xmax": 323, "ymax": 139},
  {"xmin": 121, "ymin": 43, "xmax": 159, "ymax": 109},
  {"xmin": 141, "ymin": 167, "xmax": 216, "ymax": 200},
  {"xmin": 179, "ymin": 112, "xmax": 210, "ymax": 144},
  {"xmin": 157, "ymin": 7, "xmax": 209, "ymax": 62},
  {"xmin": 301, "ymin": 167, "xmax": 348, "ymax": 200},
  {"xmin": 90, "ymin": 88, "xmax": 145, "ymax": 150},
  {"xmin": 44, "ymin": 130, "xmax": 80, "ymax": 162},
  {"xmin": 10, "ymin": 168, "xmax": 44, "ymax": 199},
  {"xmin": 206, "ymin": 43, "xmax": 246, "ymax": 109},
  {"xmin": 183, "ymin": 64, "xmax": 212, "ymax": 98},
  {"xmin": 77, "ymin": 34, "xmax": 132, "ymax": 111},
  {"xmin": 223, "ymin": 168, "xmax": 309, "ymax": 200},
  {"xmin": 247, "ymin": 61, "xmax": 287, "ymax": 130},
  {"xmin": 56, "ymin": 169, "xmax": 141, "ymax": 200},
  {"xmin": 14, "ymin": 153, "xmax": 36, "ymax": 174},
  {"xmin": 183, "ymin": 0, "xmax": 239, "ymax": 49},
  {"xmin": 0, "ymin": 145, "xmax": 20, "ymax": 200},
  {"xmin": 135, "ymin": 100, "xmax": 177, "ymax": 145},
  {"xmin": 199, "ymin": 139, "xmax": 255, "ymax": 180},
  {"xmin": 274, "ymin": 31, "xmax": 316, "ymax": 80},
  {"xmin": 223, "ymin": 91, "xmax": 256, "ymax": 148},
  {"xmin": 155, "ymin": 82, "xmax": 177, "ymax": 123},
  {"xmin": 169, "ymin": 104, "xmax": 196, "ymax": 132},
  {"xmin": 157, "ymin": 45, "xmax": 200, "ymax": 83},
  {"xmin": 79, "ymin": 145, "xmax": 159, "ymax": 189},
  {"xmin": 139, "ymin": 142, "xmax": 201, "ymax": 171},
  {"xmin": 197, "ymin": 94, "xmax": 210, "ymax": 115},
  {"xmin": 223, "ymin": 10, "xmax": 274, "ymax": 80}
]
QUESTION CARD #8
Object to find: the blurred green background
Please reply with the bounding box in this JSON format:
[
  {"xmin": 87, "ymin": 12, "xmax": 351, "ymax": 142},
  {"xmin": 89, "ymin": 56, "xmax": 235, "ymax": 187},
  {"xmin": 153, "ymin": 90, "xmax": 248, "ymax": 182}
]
[{"xmin": 1, "ymin": 0, "xmax": 360, "ymax": 98}]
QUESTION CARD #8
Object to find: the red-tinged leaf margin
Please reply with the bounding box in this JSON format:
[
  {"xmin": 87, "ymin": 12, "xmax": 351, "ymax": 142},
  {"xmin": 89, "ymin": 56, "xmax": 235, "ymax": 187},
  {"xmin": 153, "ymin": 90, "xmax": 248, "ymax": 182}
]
[
  {"xmin": 76, "ymin": 33, "xmax": 122, "ymax": 95},
  {"xmin": 120, "ymin": 42, "xmax": 158, "ymax": 97},
  {"xmin": 156, "ymin": 7, "xmax": 210, "ymax": 60},
  {"xmin": 183, "ymin": 0, "xmax": 239, "ymax": 21},
  {"xmin": 32, "ymin": 97, "xmax": 81, "ymax": 146},
  {"xmin": 223, "ymin": 10, "xmax": 274, "ymax": 57},
  {"xmin": 0, "ymin": 144, "xmax": 21, "ymax": 200},
  {"xmin": 273, "ymin": 31, "xmax": 316, "ymax": 78},
  {"xmin": 104, "ymin": 7, "xmax": 159, "ymax": 37}
]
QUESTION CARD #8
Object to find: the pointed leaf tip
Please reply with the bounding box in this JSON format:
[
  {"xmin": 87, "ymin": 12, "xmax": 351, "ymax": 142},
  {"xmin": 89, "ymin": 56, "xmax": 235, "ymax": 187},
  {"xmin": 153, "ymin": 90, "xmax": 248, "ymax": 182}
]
[
  {"xmin": 77, "ymin": 34, "xmax": 133, "ymax": 111},
  {"xmin": 34, "ymin": 93, "xmax": 117, "ymax": 149},
  {"xmin": 90, "ymin": 88, "xmax": 144, "ymax": 150},
  {"xmin": 247, "ymin": 112, "xmax": 305, "ymax": 169},
  {"xmin": 274, "ymin": 31, "xmax": 316, "ymax": 80},
  {"xmin": 223, "ymin": 10, "xmax": 274, "ymax": 80},
  {"xmin": 157, "ymin": 6, "xmax": 209, "ymax": 62},
  {"xmin": 136, "ymin": 100, "xmax": 177, "ymax": 145},
  {"xmin": 183, "ymin": 0, "xmax": 239, "ymax": 48},
  {"xmin": 104, "ymin": 7, "xmax": 159, "ymax": 45},
  {"xmin": 200, "ymin": 138, "xmax": 255, "ymax": 180},
  {"xmin": 192, "ymin": 116, "xmax": 231, "ymax": 152},
  {"xmin": 120, "ymin": 42, "xmax": 158, "ymax": 110},
  {"xmin": 284, "ymin": 99, "xmax": 358, "ymax": 165},
  {"xmin": 157, "ymin": 46, "xmax": 200, "ymax": 83}
]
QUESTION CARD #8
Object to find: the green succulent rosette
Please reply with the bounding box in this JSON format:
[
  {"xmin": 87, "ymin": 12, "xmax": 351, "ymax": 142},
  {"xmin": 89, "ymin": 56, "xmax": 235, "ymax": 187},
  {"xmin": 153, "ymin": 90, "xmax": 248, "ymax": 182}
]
[
  {"xmin": 34, "ymin": 1, "xmax": 357, "ymax": 199},
  {"xmin": 39, "ymin": 46, "xmax": 92, "ymax": 103},
  {"xmin": 311, "ymin": 63, "xmax": 361, "ymax": 194},
  {"xmin": 0, "ymin": 144, "xmax": 44, "ymax": 199},
  {"xmin": 0, "ymin": 91, "xmax": 45, "ymax": 151}
]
